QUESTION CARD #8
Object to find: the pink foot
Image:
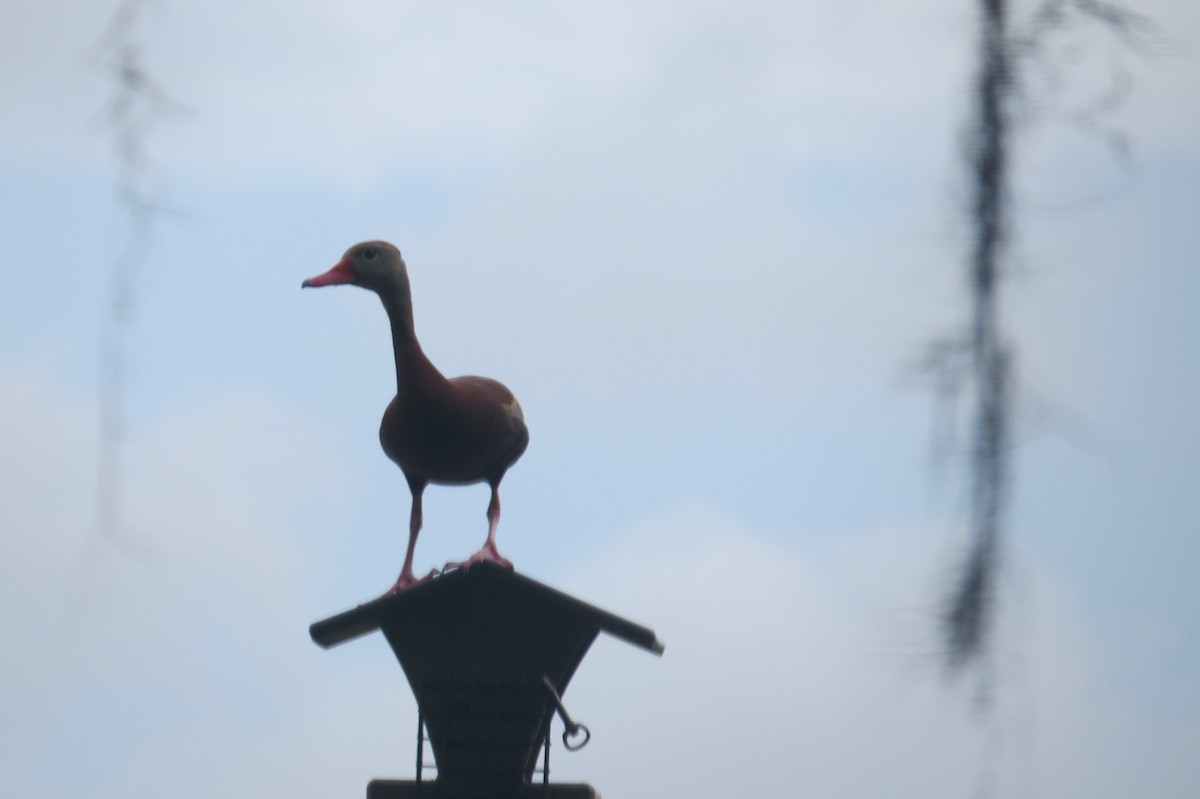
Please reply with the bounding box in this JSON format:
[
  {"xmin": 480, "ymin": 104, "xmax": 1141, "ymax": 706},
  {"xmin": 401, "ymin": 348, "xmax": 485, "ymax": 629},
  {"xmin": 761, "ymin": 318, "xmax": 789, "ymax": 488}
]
[
  {"xmin": 380, "ymin": 567, "xmax": 438, "ymax": 597},
  {"xmin": 444, "ymin": 541, "xmax": 513, "ymax": 573}
]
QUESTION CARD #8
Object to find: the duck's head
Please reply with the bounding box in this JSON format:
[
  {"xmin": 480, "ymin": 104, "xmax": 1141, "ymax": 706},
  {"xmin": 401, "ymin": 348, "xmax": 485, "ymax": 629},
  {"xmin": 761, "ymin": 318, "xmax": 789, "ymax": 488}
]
[{"xmin": 302, "ymin": 241, "xmax": 407, "ymax": 293}]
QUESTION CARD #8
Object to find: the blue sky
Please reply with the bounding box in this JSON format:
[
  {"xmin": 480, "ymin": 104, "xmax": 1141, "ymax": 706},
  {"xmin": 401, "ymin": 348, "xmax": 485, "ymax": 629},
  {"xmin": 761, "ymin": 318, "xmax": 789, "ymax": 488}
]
[{"xmin": 2, "ymin": 1, "xmax": 1198, "ymax": 797}]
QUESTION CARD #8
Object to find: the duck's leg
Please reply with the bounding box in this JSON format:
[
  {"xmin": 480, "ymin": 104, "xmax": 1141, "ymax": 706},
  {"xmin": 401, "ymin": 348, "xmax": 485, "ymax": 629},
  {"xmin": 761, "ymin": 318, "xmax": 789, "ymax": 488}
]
[
  {"xmin": 445, "ymin": 483, "xmax": 513, "ymax": 572},
  {"xmin": 385, "ymin": 481, "xmax": 435, "ymax": 593}
]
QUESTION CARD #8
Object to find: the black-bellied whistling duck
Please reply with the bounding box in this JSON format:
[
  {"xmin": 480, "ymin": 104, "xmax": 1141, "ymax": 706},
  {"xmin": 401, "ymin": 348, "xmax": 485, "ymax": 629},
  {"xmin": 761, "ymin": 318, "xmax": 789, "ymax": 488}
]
[{"xmin": 302, "ymin": 241, "xmax": 529, "ymax": 593}]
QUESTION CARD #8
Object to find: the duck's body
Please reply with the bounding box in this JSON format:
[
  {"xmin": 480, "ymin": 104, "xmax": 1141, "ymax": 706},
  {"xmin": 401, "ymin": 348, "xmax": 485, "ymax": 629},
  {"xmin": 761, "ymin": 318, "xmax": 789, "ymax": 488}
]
[
  {"xmin": 303, "ymin": 241, "xmax": 527, "ymax": 592},
  {"xmin": 380, "ymin": 375, "xmax": 527, "ymax": 486}
]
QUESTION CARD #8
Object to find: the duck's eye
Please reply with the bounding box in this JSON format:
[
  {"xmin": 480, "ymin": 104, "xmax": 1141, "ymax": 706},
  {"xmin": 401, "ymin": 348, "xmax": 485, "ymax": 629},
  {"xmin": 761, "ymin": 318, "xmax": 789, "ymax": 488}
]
[{"xmin": 362, "ymin": 247, "xmax": 378, "ymax": 260}]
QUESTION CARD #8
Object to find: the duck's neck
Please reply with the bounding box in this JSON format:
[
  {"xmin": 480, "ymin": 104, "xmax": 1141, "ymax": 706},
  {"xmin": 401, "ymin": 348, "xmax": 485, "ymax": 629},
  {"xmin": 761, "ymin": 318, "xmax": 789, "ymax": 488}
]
[{"xmin": 378, "ymin": 274, "xmax": 440, "ymax": 394}]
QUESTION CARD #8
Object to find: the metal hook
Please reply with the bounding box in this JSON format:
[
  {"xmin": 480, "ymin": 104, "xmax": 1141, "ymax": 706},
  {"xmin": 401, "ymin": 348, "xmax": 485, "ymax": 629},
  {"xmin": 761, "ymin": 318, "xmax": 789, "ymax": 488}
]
[
  {"xmin": 563, "ymin": 722, "xmax": 591, "ymax": 752},
  {"xmin": 541, "ymin": 675, "xmax": 591, "ymax": 752}
]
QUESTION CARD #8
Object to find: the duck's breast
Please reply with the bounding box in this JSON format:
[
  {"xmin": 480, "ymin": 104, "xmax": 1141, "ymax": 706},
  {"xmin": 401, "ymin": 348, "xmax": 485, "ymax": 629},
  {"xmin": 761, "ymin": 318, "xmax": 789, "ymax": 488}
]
[{"xmin": 380, "ymin": 376, "xmax": 527, "ymax": 485}]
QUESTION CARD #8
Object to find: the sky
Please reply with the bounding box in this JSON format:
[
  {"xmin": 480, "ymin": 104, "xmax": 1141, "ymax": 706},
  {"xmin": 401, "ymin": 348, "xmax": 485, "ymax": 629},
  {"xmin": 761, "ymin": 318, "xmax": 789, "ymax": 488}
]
[{"xmin": 1, "ymin": 0, "xmax": 1198, "ymax": 797}]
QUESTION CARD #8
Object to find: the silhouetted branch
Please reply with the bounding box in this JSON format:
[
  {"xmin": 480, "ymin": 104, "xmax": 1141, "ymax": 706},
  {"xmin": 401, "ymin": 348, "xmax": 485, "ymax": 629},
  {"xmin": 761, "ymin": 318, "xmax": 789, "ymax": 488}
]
[
  {"xmin": 929, "ymin": 0, "xmax": 1152, "ymax": 710},
  {"xmin": 90, "ymin": 0, "xmax": 180, "ymax": 557}
]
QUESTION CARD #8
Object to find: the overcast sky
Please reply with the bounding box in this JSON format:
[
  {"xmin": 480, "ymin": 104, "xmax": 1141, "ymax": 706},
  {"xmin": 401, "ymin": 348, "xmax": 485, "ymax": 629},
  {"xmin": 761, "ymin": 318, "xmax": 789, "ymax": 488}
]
[{"xmin": 2, "ymin": 1, "xmax": 1198, "ymax": 797}]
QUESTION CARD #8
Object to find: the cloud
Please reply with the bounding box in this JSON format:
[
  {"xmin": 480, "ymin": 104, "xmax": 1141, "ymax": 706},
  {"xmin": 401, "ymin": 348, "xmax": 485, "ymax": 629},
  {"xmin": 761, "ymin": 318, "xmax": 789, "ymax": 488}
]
[
  {"xmin": 4, "ymin": 0, "xmax": 1196, "ymax": 188},
  {"xmin": 2, "ymin": 2, "xmax": 1199, "ymax": 797},
  {"xmin": 537, "ymin": 502, "xmax": 1188, "ymax": 799},
  {"xmin": 1, "ymin": 361, "xmax": 1197, "ymax": 799},
  {"xmin": 542, "ymin": 506, "xmax": 975, "ymax": 796},
  {"xmin": 0, "ymin": 360, "xmax": 380, "ymax": 798},
  {"xmin": 0, "ymin": 0, "xmax": 978, "ymax": 185}
]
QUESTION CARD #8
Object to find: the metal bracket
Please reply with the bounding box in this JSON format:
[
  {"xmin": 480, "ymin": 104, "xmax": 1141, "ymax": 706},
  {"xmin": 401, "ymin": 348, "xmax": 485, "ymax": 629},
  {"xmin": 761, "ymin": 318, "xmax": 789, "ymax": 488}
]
[{"xmin": 542, "ymin": 675, "xmax": 591, "ymax": 751}]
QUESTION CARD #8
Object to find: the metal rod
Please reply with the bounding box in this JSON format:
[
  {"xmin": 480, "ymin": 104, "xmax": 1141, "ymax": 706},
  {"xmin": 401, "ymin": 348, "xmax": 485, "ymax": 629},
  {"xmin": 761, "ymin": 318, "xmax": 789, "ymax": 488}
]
[
  {"xmin": 541, "ymin": 675, "xmax": 591, "ymax": 752},
  {"xmin": 543, "ymin": 717, "xmax": 550, "ymax": 784},
  {"xmin": 415, "ymin": 693, "xmax": 424, "ymax": 784}
]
